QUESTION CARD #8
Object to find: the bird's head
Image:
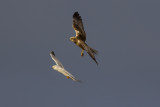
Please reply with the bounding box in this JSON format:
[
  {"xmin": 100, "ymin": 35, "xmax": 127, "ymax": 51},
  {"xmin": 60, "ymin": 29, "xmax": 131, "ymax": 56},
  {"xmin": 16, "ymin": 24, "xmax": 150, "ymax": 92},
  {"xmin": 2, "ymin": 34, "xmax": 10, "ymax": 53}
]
[
  {"xmin": 52, "ymin": 65, "xmax": 58, "ymax": 70},
  {"xmin": 70, "ymin": 37, "xmax": 77, "ymax": 43}
]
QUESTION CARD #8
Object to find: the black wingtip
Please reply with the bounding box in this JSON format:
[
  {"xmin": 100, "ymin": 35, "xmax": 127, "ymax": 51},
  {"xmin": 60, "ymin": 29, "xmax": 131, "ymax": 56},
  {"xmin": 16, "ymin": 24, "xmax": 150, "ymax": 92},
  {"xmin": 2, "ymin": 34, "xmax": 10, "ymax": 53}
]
[
  {"xmin": 73, "ymin": 11, "xmax": 79, "ymax": 16},
  {"xmin": 50, "ymin": 51, "xmax": 55, "ymax": 56},
  {"xmin": 73, "ymin": 12, "xmax": 81, "ymax": 20}
]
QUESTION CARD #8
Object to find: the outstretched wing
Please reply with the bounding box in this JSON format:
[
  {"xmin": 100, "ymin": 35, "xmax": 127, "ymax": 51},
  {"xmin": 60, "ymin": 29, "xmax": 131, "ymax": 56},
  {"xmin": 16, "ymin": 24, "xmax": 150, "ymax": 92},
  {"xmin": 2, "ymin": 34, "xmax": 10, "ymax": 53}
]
[
  {"xmin": 61, "ymin": 69, "xmax": 82, "ymax": 82},
  {"xmin": 50, "ymin": 51, "xmax": 64, "ymax": 68},
  {"xmin": 72, "ymin": 12, "xmax": 86, "ymax": 41}
]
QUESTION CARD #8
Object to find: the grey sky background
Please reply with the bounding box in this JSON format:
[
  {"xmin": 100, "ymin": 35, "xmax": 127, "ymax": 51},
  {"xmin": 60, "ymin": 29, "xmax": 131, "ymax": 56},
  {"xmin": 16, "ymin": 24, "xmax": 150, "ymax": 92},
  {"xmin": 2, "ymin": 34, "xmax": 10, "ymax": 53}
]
[{"xmin": 0, "ymin": 0, "xmax": 160, "ymax": 107}]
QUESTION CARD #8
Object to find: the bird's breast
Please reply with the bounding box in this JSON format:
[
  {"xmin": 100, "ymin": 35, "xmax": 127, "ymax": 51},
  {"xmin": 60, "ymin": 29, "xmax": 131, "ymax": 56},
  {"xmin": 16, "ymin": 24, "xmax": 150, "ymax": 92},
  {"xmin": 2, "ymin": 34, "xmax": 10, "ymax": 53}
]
[
  {"xmin": 77, "ymin": 40, "xmax": 85, "ymax": 50},
  {"xmin": 53, "ymin": 65, "xmax": 64, "ymax": 71}
]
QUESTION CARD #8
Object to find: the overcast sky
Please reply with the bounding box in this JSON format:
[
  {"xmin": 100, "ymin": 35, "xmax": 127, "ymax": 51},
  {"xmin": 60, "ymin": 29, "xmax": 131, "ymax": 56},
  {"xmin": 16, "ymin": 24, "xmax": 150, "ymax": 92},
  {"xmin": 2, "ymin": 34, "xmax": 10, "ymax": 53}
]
[{"xmin": 0, "ymin": 0, "xmax": 160, "ymax": 107}]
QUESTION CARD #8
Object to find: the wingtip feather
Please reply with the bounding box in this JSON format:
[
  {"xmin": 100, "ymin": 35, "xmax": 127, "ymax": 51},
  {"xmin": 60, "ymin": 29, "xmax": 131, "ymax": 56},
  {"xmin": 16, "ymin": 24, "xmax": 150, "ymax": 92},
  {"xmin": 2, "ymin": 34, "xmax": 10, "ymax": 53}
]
[
  {"xmin": 73, "ymin": 12, "xmax": 81, "ymax": 20},
  {"xmin": 73, "ymin": 11, "xmax": 79, "ymax": 16},
  {"xmin": 50, "ymin": 51, "xmax": 55, "ymax": 56}
]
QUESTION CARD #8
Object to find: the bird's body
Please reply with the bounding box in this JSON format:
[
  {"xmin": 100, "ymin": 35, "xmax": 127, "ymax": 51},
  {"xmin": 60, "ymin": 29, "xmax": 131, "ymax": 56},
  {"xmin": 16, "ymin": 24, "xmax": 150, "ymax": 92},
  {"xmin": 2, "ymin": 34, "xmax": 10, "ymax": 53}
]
[
  {"xmin": 72, "ymin": 38, "xmax": 85, "ymax": 50},
  {"xmin": 50, "ymin": 51, "xmax": 81, "ymax": 82},
  {"xmin": 52, "ymin": 65, "xmax": 78, "ymax": 81},
  {"xmin": 70, "ymin": 12, "xmax": 98, "ymax": 65},
  {"xmin": 52, "ymin": 65, "xmax": 67, "ymax": 76}
]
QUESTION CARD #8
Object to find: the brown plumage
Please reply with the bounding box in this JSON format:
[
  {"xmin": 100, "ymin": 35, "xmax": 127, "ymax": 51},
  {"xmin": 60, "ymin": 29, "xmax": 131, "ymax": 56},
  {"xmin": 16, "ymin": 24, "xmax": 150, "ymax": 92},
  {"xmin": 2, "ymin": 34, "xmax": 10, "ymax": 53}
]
[{"xmin": 70, "ymin": 12, "xmax": 98, "ymax": 65}]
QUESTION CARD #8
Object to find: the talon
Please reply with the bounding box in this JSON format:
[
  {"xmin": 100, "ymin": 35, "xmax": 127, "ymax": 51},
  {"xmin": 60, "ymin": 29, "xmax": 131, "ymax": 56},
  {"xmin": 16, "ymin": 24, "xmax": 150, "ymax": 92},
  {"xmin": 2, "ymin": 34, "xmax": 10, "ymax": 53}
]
[
  {"xmin": 81, "ymin": 50, "xmax": 84, "ymax": 56},
  {"xmin": 66, "ymin": 76, "xmax": 70, "ymax": 79},
  {"xmin": 81, "ymin": 52, "xmax": 84, "ymax": 56}
]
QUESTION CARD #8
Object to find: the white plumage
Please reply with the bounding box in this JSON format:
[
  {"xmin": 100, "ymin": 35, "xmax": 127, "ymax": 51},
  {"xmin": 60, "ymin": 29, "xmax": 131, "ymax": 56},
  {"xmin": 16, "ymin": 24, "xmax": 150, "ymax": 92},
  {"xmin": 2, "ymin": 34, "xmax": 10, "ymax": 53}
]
[{"xmin": 50, "ymin": 51, "xmax": 81, "ymax": 82}]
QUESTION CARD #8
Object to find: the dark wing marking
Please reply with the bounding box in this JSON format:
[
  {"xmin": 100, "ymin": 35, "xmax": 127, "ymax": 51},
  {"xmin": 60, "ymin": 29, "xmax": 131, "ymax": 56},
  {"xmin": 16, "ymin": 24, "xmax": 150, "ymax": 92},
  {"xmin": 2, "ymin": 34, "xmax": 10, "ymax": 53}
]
[
  {"xmin": 50, "ymin": 51, "xmax": 64, "ymax": 68},
  {"xmin": 72, "ymin": 12, "xmax": 86, "ymax": 41}
]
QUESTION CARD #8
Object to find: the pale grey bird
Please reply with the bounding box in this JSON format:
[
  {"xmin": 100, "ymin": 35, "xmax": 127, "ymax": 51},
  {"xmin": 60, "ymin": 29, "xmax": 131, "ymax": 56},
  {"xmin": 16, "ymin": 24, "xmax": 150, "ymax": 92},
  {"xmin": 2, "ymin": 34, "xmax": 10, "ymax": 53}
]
[{"xmin": 50, "ymin": 51, "xmax": 81, "ymax": 82}]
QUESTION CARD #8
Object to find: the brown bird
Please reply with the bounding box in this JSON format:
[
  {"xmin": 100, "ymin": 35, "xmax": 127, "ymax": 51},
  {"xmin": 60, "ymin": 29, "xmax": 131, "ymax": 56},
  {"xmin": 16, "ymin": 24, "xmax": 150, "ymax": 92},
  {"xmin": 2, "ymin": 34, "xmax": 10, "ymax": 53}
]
[{"xmin": 70, "ymin": 12, "xmax": 98, "ymax": 65}]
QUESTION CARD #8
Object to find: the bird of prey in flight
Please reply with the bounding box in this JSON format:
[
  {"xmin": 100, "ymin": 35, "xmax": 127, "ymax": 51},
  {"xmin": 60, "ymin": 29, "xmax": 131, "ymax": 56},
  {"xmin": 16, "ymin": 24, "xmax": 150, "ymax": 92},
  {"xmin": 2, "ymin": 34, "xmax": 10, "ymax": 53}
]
[
  {"xmin": 50, "ymin": 51, "xmax": 81, "ymax": 82},
  {"xmin": 70, "ymin": 12, "xmax": 98, "ymax": 65}
]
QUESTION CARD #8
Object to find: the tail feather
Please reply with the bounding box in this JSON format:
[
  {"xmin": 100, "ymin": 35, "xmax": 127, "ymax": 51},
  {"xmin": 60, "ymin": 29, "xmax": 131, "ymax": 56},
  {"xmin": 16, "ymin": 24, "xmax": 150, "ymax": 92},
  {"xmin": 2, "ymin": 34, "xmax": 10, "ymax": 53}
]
[
  {"xmin": 87, "ymin": 46, "xmax": 98, "ymax": 65},
  {"xmin": 90, "ymin": 47, "xmax": 98, "ymax": 55},
  {"xmin": 81, "ymin": 43, "xmax": 98, "ymax": 65}
]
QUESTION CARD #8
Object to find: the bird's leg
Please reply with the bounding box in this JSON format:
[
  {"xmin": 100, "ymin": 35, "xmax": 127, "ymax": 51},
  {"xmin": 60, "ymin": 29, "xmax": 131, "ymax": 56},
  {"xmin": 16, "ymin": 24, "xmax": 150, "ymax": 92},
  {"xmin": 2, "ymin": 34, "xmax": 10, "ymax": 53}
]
[
  {"xmin": 66, "ymin": 76, "xmax": 70, "ymax": 79},
  {"xmin": 81, "ymin": 49, "xmax": 84, "ymax": 56}
]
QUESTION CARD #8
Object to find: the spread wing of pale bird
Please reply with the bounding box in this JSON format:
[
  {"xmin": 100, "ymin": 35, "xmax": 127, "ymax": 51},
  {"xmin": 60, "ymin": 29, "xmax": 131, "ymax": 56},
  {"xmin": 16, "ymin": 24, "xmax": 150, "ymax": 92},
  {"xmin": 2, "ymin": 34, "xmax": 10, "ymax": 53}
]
[
  {"xmin": 70, "ymin": 12, "xmax": 98, "ymax": 65},
  {"xmin": 50, "ymin": 51, "xmax": 64, "ymax": 68},
  {"xmin": 50, "ymin": 51, "xmax": 81, "ymax": 82}
]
